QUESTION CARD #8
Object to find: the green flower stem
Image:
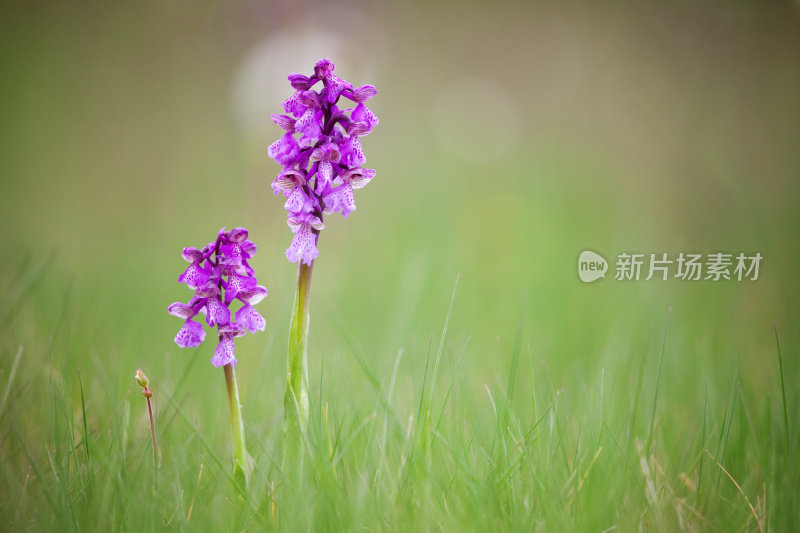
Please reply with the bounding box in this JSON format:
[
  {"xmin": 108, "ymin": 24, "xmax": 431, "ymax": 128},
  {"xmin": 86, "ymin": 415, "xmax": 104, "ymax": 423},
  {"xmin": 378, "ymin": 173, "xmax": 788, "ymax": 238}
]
[
  {"xmin": 284, "ymin": 260, "xmax": 312, "ymax": 469},
  {"xmin": 224, "ymin": 363, "xmax": 248, "ymax": 491},
  {"xmin": 146, "ymin": 395, "xmax": 157, "ymax": 491}
]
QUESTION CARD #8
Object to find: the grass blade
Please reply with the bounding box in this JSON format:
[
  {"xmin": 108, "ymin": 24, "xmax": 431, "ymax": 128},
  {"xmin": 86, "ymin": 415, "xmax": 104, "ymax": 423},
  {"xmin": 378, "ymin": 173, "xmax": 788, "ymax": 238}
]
[
  {"xmin": 647, "ymin": 307, "xmax": 671, "ymax": 450},
  {"xmin": 0, "ymin": 346, "xmax": 23, "ymax": 421},
  {"xmin": 772, "ymin": 320, "xmax": 790, "ymax": 451}
]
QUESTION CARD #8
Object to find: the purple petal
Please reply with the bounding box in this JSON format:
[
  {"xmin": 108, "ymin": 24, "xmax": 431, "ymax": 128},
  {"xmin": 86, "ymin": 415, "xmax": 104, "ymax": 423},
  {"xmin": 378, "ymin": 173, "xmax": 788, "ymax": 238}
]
[
  {"xmin": 205, "ymin": 297, "xmax": 231, "ymax": 327},
  {"xmin": 229, "ymin": 227, "xmax": 248, "ymax": 243},
  {"xmin": 350, "ymin": 84, "xmax": 377, "ymax": 102},
  {"xmin": 298, "ymin": 90, "xmax": 321, "ymax": 108},
  {"xmin": 182, "ymin": 247, "xmax": 204, "ymax": 263},
  {"xmin": 329, "ymin": 142, "xmax": 342, "ymax": 162},
  {"xmin": 286, "ymin": 223, "xmax": 319, "ymax": 265},
  {"xmin": 310, "ymin": 141, "xmax": 341, "ymax": 164},
  {"xmin": 351, "ymin": 102, "xmax": 377, "ymax": 124},
  {"xmin": 194, "ymin": 280, "xmax": 219, "ymax": 298},
  {"xmin": 345, "ymin": 122, "xmax": 368, "ymax": 136},
  {"xmin": 350, "ymin": 103, "xmax": 379, "ymax": 136},
  {"xmin": 219, "ymin": 322, "xmax": 246, "ymax": 337},
  {"xmin": 272, "ymin": 168, "xmax": 306, "ymax": 195},
  {"xmin": 311, "ymin": 59, "xmax": 351, "ymax": 103},
  {"xmin": 284, "ymin": 187, "xmax": 312, "ymax": 214},
  {"xmin": 317, "ymin": 160, "xmax": 333, "ymax": 192},
  {"xmin": 175, "ymin": 319, "xmax": 206, "ymax": 348},
  {"xmin": 168, "ymin": 302, "xmax": 196, "ymax": 319},
  {"xmin": 178, "ymin": 263, "xmax": 210, "ymax": 290},
  {"xmin": 270, "ymin": 113, "xmax": 296, "ymax": 132},
  {"xmin": 241, "ymin": 240, "xmax": 257, "ymax": 257},
  {"xmin": 339, "ymin": 135, "xmax": 365, "ymax": 166},
  {"xmin": 225, "ymin": 272, "xmax": 258, "ymax": 305},
  {"xmin": 236, "ymin": 304, "xmax": 266, "ymax": 334},
  {"xmin": 295, "ymin": 108, "xmax": 323, "ymax": 146},
  {"xmin": 323, "ymin": 183, "xmax": 356, "ymax": 217},
  {"xmin": 314, "ymin": 58, "xmax": 335, "ymax": 78},
  {"xmin": 341, "ymin": 167, "xmax": 376, "ymax": 189},
  {"xmin": 211, "ymin": 334, "xmax": 237, "ymax": 367},
  {"xmin": 288, "ymin": 73, "xmax": 312, "ymax": 90},
  {"xmin": 268, "ymin": 133, "xmax": 300, "ymax": 166},
  {"xmin": 238, "ymin": 284, "xmax": 268, "ymax": 305},
  {"xmin": 283, "ymin": 90, "xmax": 307, "ymax": 117},
  {"xmin": 325, "ymin": 75, "xmax": 350, "ymax": 103},
  {"xmin": 288, "ymin": 212, "xmax": 324, "ymax": 231},
  {"xmin": 221, "ymin": 242, "xmax": 244, "ymax": 261},
  {"xmin": 221, "ymin": 239, "xmax": 256, "ymax": 266}
]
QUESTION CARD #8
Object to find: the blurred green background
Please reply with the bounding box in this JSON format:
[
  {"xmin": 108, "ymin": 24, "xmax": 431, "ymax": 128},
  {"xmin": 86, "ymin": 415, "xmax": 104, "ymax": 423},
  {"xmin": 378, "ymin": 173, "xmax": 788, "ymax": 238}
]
[{"xmin": 1, "ymin": 0, "xmax": 799, "ymax": 530}]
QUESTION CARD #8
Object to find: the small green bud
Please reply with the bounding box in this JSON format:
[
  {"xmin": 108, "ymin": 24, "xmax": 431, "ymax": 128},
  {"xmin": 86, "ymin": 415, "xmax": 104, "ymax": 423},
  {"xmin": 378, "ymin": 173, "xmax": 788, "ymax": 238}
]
[{"xmin": 135, "ymin": 368, "xmax": 149, "ymax": 389}]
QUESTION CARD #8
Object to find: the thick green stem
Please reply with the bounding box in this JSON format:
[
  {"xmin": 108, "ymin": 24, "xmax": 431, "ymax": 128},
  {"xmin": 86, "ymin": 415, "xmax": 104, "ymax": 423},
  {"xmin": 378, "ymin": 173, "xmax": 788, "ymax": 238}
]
[
  {"xmin": 224, "ymin": 363, "xmax": 248, "ymax": 491},
  {"xmin": 284, "ymin": 261, "xmax": 312, "ymax": 469}
]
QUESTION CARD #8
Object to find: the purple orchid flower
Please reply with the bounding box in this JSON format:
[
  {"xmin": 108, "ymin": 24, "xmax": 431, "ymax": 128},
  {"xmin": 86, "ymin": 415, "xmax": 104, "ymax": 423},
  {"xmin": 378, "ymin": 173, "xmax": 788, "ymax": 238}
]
[
  {"xmin": 168, "ymin": 227, "xmax": 267, "ymax": 367},
  {"xmin": 268, "ymin": 58, "xmax": 378, "ymax": 265}
]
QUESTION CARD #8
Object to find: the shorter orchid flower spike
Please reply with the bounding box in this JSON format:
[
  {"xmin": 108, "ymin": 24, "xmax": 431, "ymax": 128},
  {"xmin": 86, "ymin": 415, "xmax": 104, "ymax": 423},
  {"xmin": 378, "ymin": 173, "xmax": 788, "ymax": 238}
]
[{"xmin": 168, "ymin": 227, "xmax": 268, "ymax": 367}]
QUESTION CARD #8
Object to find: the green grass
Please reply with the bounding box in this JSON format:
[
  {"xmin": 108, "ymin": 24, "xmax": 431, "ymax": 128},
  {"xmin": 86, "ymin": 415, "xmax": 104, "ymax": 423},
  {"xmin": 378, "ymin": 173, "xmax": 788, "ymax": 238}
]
[{"xmin": 1, "ymin": 258, "xmax": 797, "ymax": 531}]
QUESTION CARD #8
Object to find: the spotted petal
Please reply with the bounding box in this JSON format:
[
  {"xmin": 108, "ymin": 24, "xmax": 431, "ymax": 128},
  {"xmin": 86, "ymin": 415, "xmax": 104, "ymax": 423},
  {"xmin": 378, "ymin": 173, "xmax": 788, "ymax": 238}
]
[
  {"xmin": 295, "ymin": 108, "xmax": 322, "ymax": 146},
  {"xmin": 285, "ymin": 187, "xmax": 312, "ymax": 214},
  {"xmin": 283, "ymin": 90, "xmax": 307, "ymax": 117},
  {"xmin": 205, "ymin": 297, "xmax": 231, "ymax": 327},
  {"xmin": 236, "ymin": 304, "xmax": 266, "ymax": 334},
  {"xmin": 286, "ymin": 223, "xmax": 319, "ymax": 265},
  {"xmin": 317, "ymin": 160, "xmax": 333, "ymax": 192},
  {"xmin": 175, "ymin": 319, "xmax": 206, "ymax": 348},
  {"xmin": 325, "ymin": 74, "xmax": 350, "ymax": 103},
  {"xmin": 178, "ymin": 263, "xmax": 210, "ymax": 290},
  {"xmin": 225, "ymin": 272, "xmax": 257, "ymax": 304},
  {"xmin": 323, "ymin": 183, "xmax": 356, "ymax": 217},
  {"xmin": 349, "ymin": 103, "xmax": 379, "ymax": 136},
  {"xmin": 211, "ymin": 334, "xmax": 237, "ymax": 367},
  {"xmin": 340, "ymin": 136, "xmax": 365, "ymax": 166}
]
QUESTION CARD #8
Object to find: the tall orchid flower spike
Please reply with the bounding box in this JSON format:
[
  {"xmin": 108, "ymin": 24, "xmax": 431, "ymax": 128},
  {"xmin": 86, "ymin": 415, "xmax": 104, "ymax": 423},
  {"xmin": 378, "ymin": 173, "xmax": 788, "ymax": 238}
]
[
  {"xmin": 168, "ymin": 227, "xmax": 268, "ymax": 491},
  {"xmin": 268, "ymin": 58, "xmax": 378, "ymax": 468}
]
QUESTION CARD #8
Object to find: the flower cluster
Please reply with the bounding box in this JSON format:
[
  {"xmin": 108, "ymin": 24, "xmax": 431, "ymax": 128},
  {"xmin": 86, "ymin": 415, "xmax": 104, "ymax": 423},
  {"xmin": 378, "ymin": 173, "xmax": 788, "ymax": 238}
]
[
  {"xmin": 168, "ymin": 227, "xmax": 268, "ymax": 367},
  {"xmin": 268, "ymin": 58, "xmax": 378, "ymax": 265}
]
